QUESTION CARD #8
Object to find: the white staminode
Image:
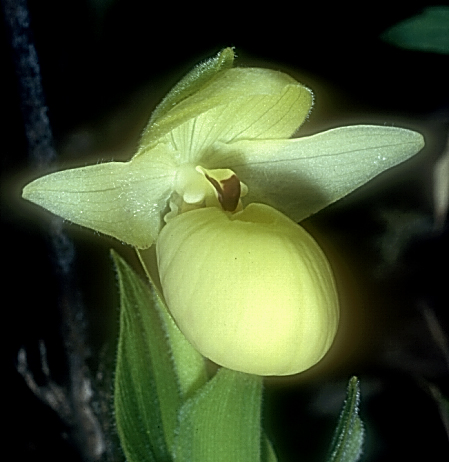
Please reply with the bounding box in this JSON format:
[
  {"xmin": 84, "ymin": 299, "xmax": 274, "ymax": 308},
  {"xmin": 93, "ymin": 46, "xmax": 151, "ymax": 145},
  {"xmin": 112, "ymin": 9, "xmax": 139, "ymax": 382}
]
[{"xmin": 168, "ymin": 164, "xmax": 248, "ymax": 221}]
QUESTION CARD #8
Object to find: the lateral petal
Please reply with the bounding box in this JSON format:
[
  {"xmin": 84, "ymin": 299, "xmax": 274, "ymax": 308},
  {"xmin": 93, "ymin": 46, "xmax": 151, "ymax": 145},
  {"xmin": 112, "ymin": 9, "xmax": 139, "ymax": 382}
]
[
  {"xmin": 23, "ymin": 143, "xmax": 177, "ymax": 248},
  {"xmin": 209, "ymin": 125, "xmax": 424, "ymax": 221}
]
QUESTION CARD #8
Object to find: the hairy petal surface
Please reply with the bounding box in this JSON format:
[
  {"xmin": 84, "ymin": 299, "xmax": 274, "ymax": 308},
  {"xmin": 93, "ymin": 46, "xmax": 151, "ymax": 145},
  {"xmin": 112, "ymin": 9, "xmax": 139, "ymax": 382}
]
[
  {"xmin": 23, "ymin": 143, "xmax": 177, "ymax": 248},
  {"xmin": 208, "ymin": 125, "xmax": 424, "ymax": 221}
]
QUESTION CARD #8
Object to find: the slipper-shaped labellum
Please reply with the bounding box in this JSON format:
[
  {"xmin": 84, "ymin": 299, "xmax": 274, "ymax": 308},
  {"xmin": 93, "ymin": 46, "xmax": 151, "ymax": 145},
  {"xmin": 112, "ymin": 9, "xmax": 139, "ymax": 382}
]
[{"xmin": 157, "ymin": 201, "xmax": 339, "ymax": 375}]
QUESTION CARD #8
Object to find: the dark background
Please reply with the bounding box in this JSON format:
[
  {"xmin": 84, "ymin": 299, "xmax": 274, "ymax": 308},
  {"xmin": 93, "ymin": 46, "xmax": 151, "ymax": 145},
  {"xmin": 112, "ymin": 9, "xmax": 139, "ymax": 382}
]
[{"xmin": 2, "ymin": 1, "xmax": 448, "ymax": 461}]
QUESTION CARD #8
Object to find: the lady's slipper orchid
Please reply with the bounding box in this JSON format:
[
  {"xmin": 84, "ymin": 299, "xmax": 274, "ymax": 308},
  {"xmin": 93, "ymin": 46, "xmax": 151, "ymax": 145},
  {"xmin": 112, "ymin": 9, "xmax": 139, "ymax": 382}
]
[{"xmin": 22, "ymin": 48, "xmax": 424, "ymax": 375}]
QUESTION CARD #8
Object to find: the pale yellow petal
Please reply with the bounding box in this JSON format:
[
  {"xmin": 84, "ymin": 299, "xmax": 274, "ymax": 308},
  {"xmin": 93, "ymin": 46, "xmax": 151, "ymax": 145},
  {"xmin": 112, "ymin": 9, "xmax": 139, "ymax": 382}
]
[
  {"xmin": 208, "ymin": 125, "xmax": 424, "ymax": 221},
  {"xmin": 23, "ymin": 143, "xmax": 177, "ymax": 248},
  {"xmin": 156, "ymin": 203, "xmax": 339, "ymax": 375}
]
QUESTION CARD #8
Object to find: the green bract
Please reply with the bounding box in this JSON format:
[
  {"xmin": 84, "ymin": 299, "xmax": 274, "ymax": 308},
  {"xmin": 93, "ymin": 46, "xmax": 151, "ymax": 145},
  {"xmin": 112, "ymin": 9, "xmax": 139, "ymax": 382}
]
[{"xmin": 22, "ymin": 48, "xmax": 424, "ymax": 375}]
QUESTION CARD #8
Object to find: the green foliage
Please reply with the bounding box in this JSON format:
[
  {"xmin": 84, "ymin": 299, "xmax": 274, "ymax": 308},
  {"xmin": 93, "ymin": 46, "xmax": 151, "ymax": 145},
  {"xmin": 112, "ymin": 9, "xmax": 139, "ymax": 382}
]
[
  {"xmin": 382, "ymin": 7, "xmax": 449, "ymax": 54},
  {"xmin": 262, "ymin": 436, "xmax": 279, "ymax": 462},
  {"xmin": 113, "ymin": 250, "xmax": 182, "ymax": 460},
  {"xmin": 148, "ymin": 47, "xmax": 235, "ymax": 127},
  {"xmin": 173, "ymin": 368, "xmax": 263, "ymax": 462},
  {"xmin": 112, "ymin": 251, "xmax": 270, "ymax": 462},
  {"xmin": 113, "ymin": 251, "xmax": 366, "ymax": 462},
  {"xmin": 326, "ymin": 377, "xmax": 364, "ymax": 462}
]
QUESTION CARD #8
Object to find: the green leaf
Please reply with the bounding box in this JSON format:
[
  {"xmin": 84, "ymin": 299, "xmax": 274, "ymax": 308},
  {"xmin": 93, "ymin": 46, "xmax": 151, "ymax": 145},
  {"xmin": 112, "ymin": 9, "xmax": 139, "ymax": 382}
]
[
  {"xmin": 427, "ymin": 383, "xmax": 449, "ymax": 439},
  {"xmin": 148, "ymin": 47, "xmax": 235, "ymax": 128},
  {"xmin": 327, "ymin": 377, "xmax": 364, "ymax": 462},
  {"xmin": 262, "ymin": 434, "xmax": 279, "ymax": 462},
  {"xmin": 136, "ymin": 246, "xmax": 208, "ymax": 399},
  {"xmin": 113, "ymin": 250, "xmax": 182, "ymax": 461},
  {"xmin": 381, "ymin": 7, "xmax": 449, "ymax": 54},
  {"xmin": 174, "ymin": 368, "xmax": 263, "ymax": 462}
]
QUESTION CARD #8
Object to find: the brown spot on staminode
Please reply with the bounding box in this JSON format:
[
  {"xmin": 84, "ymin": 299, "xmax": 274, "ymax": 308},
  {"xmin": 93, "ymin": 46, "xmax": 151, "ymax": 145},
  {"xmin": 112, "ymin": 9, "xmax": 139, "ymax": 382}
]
[{"xmin": 205, "ymin": 173, "xmax": 241, "ymax": 211}]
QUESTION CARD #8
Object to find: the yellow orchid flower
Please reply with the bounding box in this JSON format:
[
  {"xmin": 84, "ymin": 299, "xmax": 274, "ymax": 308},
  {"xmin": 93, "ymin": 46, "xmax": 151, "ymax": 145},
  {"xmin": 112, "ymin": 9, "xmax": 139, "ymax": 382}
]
[{"xmin": 22, "ymin": 48, "xmax": 424, "ymax": 375}]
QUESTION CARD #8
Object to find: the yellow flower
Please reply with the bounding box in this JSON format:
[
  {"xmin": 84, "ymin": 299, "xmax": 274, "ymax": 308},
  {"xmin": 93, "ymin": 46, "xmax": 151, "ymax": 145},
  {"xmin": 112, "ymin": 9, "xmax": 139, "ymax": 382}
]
[
  {"xmin": 157, "ymin": 203, "xmax": 338, "ymax": 375},
  {"xmin": 22, "ymin": 48, "xmax": 424, "ymax": 375}
]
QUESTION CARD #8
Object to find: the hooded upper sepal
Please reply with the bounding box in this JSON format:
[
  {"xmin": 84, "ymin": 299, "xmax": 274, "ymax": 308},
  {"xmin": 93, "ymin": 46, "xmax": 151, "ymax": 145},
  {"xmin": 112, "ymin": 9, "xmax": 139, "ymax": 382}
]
[
  {"xmin": 22, "ymin": 142, "xmax": 177, "ymax": 248},
  {"xmin": 138, "ymin": 55, "xmax": 313, "ymax": 153}
]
